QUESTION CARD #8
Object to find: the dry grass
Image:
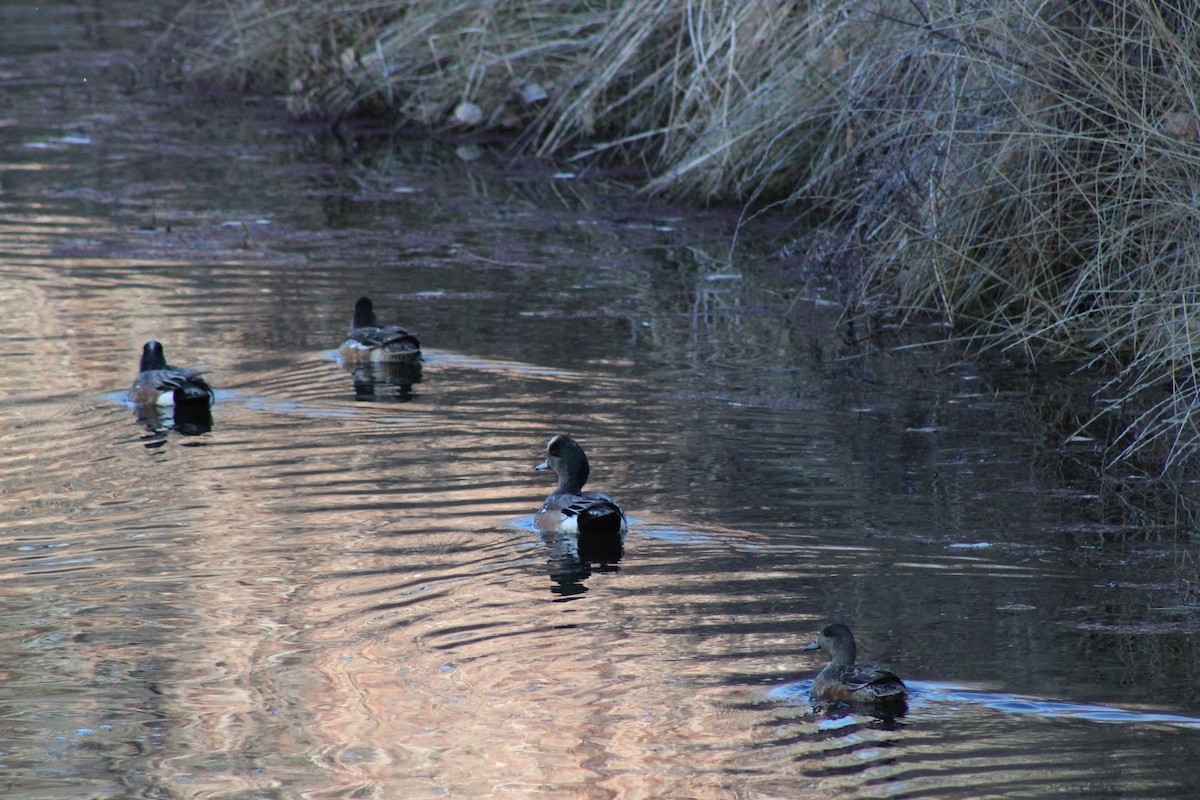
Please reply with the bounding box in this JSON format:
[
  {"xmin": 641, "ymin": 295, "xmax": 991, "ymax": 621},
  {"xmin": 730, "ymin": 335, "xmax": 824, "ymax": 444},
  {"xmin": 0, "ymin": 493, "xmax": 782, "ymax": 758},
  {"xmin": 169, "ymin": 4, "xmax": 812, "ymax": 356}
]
[
  {"xmin": 173, "ymin": 0, "xmax": 1200, "ymax": 471},
  {"xmin": 175, "ymin": 1, "xmax": 612, "ymax": 126},
  {"xmin": 799, "ymin": 1, "xmax": 1200, "ymax": 470}
]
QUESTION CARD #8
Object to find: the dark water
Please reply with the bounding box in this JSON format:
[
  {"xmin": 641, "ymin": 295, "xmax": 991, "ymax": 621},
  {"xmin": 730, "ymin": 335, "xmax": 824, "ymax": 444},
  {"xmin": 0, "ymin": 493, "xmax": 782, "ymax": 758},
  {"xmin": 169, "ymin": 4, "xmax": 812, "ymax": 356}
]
[{"xmin": 2, "ymin": 3, "xmax": 1199, "ymax": 798}]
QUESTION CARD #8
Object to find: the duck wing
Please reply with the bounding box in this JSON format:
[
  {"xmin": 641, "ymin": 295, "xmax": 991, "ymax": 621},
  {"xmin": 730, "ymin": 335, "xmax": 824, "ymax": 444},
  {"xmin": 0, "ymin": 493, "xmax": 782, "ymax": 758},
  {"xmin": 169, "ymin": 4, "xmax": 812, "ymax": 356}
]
[
  {"xmin": 347, "ymin": 324, "xmax": 421, "ymax": 357},
  {"xmin": 560, "ymin": 496, "xmax": 626, "ymax": 537},
  {"xmin": 140, "ymin": 367, "xmax": 213, "ymax": 403},
  {"xmin": 350, "ymin": 325, "xmax": 418, "ymax": 348},
  {"xmin": 842, "ymin": 663, "xmax": 906, "ymax": 696}
]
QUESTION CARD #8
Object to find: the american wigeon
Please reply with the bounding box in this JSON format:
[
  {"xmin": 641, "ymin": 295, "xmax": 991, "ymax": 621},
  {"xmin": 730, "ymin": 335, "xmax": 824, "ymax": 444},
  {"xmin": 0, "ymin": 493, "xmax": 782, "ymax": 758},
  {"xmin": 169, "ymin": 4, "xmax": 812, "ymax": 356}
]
[
  {"xmin": 129, "ymin": 341, "xmax": 214, "ymax": 407},
  {"xmin": 804, "ymin": 622, "xmax": 907, "ymax": 711},
  {"xmin": 534, "ymin": 435, "xmax": 627, "ymax": 536},
  {"xmin": 338, "ymin": 296, "xmax": 421, "ymax": 364}
]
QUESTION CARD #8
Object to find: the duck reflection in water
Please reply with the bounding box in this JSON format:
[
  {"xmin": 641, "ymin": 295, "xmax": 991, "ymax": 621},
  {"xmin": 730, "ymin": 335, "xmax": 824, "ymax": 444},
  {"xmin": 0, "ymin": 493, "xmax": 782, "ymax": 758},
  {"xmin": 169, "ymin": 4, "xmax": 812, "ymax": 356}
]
[
  {"xmin": 534, "ymin": 434, "xmax": 627, "ymax": 595},
  {"xmin": 344, "ymin": 361, "xmax": 423, "ymax": 401},
  {"xmin": 338, "ymin": 296, "xmax": 422, "ymax": 400},
  {"xmin": 134, "ymin": 402, "xmax": 213, "ymax": 443},
  {"xmin": 804, "ymin": 622, "xmax": 908, "ymax": 720},
  {"xmin": 543, "ymin": 527, "xmax": 624, "ymax": 596}
]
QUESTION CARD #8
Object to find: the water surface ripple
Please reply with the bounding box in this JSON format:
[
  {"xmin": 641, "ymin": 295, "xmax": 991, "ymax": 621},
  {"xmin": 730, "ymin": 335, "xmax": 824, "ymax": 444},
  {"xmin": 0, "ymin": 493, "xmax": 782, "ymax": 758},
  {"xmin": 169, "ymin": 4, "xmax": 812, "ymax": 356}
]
[{"xmin": 1, "ymin": 4, "xmax": 1199, "ymax": 799}]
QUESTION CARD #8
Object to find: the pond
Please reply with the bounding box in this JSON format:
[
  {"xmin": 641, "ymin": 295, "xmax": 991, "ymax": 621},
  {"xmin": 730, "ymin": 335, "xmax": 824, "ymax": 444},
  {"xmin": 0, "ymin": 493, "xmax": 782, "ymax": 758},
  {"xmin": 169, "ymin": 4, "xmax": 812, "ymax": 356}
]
[{"xmin": 2, "ymin": 3, "xmax": 1199, "ymax": 798}]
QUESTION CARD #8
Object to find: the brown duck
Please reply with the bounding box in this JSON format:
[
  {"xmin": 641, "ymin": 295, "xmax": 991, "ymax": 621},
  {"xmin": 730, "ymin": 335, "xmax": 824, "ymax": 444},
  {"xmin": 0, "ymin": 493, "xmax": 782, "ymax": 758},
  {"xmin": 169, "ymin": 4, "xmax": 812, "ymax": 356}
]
[
  {"xmin": 804, "ymin": 622, "xmax": 907, "ymax": 711},
  {"xmin": 338, "ymin": 296, "xmax": 421, "ymax": 364}
]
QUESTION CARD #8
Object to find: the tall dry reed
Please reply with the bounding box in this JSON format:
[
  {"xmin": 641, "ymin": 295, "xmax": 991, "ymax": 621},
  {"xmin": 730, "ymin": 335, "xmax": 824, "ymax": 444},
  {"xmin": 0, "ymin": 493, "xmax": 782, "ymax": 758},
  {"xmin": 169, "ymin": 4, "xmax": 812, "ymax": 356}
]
[
  {"xmin": 174, "ymin": 0, "xmax": 1200, "ymax": 469},
  {"xmin": 792, "ymin": 1, "xmax": 1200, "ymax": 469}
]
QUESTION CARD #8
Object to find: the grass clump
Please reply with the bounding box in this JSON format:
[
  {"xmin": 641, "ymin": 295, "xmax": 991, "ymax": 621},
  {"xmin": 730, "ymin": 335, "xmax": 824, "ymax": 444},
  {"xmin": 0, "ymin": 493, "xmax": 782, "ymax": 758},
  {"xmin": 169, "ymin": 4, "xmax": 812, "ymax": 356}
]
[
  {"xmin": 797, "ymin": 1, "xmax": 1200, "ymax": 470},
  {"xmin": 176, "ymin": 1, "xmax": 612, "ymax": 127},
  {"xmin": 174, "ymin": 0, "xmax": 1200, "ymax": 470},
  {"xmin": 173, "ymin": 0, "xmax": 850, "ymax": 194}
]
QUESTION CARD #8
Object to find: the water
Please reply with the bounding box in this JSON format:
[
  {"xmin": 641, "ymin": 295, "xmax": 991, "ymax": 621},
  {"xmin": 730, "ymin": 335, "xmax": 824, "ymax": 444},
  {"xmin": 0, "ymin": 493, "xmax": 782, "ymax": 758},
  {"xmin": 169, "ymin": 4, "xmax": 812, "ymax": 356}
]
[{"xmin": 2, "ymin": 3, "xmax": 1200, "ymax": 798}]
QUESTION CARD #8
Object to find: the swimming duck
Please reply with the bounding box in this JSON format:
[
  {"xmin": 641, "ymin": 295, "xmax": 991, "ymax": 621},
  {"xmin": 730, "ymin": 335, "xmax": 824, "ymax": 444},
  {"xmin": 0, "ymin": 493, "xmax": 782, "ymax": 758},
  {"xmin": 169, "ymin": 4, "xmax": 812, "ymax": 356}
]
[
  {"xmin": 534, "ymin": 435, "xmax": 627, "ymax": 536},
  {"xmin": 129, "ymin": 341, "xmax": 214, "ymax": 407},
  {"xmin": 804, "ymin": 622, "xmax": 907, "ymax": 710},
  {"xmin": 338, "ymin": 296, "xmax": 421, "ymax": 364}
]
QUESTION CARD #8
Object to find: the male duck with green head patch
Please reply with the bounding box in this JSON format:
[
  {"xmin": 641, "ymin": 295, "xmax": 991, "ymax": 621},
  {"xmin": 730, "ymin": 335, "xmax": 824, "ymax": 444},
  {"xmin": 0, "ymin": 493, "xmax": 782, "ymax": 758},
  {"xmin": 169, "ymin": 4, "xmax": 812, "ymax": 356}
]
[{"xmin": 534, "ymin": 435, "xmax": 627, "ymax": 537}]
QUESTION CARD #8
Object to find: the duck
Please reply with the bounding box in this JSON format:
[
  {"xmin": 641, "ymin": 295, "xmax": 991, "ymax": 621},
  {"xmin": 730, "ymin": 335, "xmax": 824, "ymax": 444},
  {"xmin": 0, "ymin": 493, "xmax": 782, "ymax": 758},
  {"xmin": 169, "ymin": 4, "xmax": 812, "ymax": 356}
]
[
  {"xmin": 128, "ymin": 341, "xmax": 214, "ymax": 407},
  {"xmin": 804, "ymin": 622, "xmax": 907, "ymax": 711},
  {"xmin": 534, "ymin": 435, "xmax": 627, "ymax": 536},
  {"xmin": 338, "ymin": 296, "xmax": 421, "ymax": 364}
]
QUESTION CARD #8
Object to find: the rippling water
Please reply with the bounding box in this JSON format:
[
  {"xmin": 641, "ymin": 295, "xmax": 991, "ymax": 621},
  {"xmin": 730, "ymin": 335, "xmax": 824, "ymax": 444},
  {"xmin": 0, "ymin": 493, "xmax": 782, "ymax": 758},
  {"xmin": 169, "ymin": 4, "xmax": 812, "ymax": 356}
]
[{"xmin": 3, "ymin": 4, "xmax": 1200, "ymax": 798}]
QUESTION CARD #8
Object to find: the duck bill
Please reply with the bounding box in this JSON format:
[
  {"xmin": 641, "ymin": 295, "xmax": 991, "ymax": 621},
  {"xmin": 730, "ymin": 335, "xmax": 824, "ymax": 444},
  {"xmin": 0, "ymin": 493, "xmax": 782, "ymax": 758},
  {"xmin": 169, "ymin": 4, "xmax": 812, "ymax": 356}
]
[
  {"xmin": 534, "ymin": 461, "xmax": 549, "ymax": 471},
  {"xmin": 802, "ymin": 641, "xmax": 821, "ymax": 651}
]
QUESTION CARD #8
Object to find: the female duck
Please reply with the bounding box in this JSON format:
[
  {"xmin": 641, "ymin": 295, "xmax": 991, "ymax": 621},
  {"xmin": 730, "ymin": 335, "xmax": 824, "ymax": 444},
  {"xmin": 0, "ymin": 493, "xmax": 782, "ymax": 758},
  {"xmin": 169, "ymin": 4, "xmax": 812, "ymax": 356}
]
[
  {"xmin": 804, "ymin": 622, "xmax": 907, "ymax": 711},
  {"xmin": 129, "ymin": 341, "xmax": 214, "ymax": 406},
  {"xmin": 338, "ymin": 296, "xmax": 421, "ymax": 364},
  {"xmin": 534, "ymin": 435, "xmax": 627, "ymax": 536}
]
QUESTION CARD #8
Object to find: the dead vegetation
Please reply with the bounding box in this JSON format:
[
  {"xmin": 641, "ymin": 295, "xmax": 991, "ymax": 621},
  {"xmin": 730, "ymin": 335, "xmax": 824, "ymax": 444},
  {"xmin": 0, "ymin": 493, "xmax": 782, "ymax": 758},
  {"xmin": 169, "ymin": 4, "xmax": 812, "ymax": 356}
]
[{"xmin": 174, "ymin": 0, "xmax": 1200, "ymax": 470}]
